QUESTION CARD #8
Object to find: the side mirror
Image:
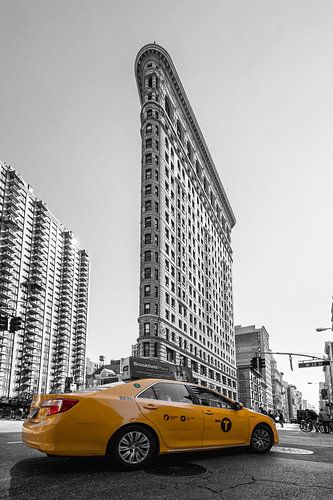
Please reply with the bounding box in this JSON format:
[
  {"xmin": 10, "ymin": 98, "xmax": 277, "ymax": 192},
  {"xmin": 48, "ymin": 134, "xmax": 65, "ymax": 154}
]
[{"xmin": 234, "ymin": 402, "xmax": 243, "ymax": 411}]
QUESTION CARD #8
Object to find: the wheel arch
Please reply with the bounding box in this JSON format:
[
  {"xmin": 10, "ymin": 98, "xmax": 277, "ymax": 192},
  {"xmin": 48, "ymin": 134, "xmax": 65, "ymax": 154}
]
[{"xmin": 252, "ymin": 421, "xmax": 274, "ymax": 437}]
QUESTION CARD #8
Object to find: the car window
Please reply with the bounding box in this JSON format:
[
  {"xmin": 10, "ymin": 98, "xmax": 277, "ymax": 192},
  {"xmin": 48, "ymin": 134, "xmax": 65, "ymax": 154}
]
[
  {"xmin": 190, "ymin": 386, "xmax": 232, "ymax": 409},
  {"xmin": 137, "ymin": 386, "xmax": 157, "ymax": 400},
  {"xmin": 153, "ymin": 382, "xmax": 193, "ymax": 404}
]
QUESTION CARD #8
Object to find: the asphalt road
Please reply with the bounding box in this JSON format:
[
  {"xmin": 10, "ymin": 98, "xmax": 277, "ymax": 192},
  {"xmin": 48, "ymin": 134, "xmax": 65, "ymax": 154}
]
[{"xmin": 1, "ymin": 422, "xmax": 333, "ymax": 499}]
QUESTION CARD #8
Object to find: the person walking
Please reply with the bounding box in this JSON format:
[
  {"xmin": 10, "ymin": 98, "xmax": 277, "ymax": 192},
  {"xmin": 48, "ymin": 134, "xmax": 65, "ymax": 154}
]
[
  {"xmin": 278, "ymin": 410, "xmax": 284, "ymax": 428},
  {"xmin": 319, "ymin": 408, "xmax": 330, "ymax": 433}
]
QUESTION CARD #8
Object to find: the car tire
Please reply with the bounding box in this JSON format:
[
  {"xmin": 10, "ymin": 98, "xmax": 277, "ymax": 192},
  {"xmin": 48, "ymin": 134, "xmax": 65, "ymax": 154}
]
[
  {"xmin": 107, "ymin": 425, "xmax": 157, "ymax": 470},
  {"xmin": 250, "ymin": 425, "xmax": 273, "ymax": 454}
]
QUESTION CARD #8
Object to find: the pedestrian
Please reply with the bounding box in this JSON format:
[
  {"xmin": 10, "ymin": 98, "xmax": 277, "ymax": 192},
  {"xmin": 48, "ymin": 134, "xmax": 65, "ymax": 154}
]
[
  {"xmin": 319, "ymin": 408, "xmax": 330, "ymax": 433},
  {"xmin": 278, "ymin": 410, "xmax": 284, "ymax": 428},
  {"xmin": 308, "ymin": 409, "xmax": 319, "ymax": 432}
]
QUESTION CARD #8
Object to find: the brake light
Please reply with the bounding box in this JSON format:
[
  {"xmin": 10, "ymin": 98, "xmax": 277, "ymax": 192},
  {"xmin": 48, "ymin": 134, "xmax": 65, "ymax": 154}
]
[{"xmin": 41, "ymin": 399, "xmax": 79, "ymax": 416}]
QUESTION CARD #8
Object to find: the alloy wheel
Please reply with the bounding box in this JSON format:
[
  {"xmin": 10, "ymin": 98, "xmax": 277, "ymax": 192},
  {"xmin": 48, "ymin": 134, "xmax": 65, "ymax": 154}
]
[
  {"xmin": 118, "ymin": 430, "xmax": 151, "ymax": 465},
  {"xmin": 251, "ymin": 427, "xmax": 272, "ymax": 452}
]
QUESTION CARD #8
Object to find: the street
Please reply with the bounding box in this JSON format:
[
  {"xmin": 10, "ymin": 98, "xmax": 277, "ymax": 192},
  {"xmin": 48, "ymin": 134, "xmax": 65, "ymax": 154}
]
[{"xmin": 1, "ymin": 422, "xmax": 333, "ymax": 499}]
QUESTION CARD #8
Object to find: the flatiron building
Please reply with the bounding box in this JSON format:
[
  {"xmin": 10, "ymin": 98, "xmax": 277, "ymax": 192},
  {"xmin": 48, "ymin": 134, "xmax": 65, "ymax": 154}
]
[{"xmin": 135, "ymin": 44, "xmax": 237, "ymax": 399}]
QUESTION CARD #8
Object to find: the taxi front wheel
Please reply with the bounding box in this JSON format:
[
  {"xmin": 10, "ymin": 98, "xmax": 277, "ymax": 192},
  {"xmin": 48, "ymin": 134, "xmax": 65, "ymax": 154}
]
[
  {"xmin": 107, "ymin": 425, "xmax": 157, "ymax": 469},
  {"xmin": 250, "ymin": 425, "xmax": 273, "ymax": 454}
]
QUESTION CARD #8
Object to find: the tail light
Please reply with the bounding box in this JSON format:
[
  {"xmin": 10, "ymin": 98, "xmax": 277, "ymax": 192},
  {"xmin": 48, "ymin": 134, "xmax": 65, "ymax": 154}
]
[{"xmin": 41, "ymin": 399, "xmax": 79, "ymax": 416}]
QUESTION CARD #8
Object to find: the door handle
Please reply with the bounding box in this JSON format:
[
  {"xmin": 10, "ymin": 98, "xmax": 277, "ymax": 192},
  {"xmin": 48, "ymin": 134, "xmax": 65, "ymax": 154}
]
[
  {"xmin": 143, "ymin": 404, "xmax": 158, "ymax": 410},
  {"xmin": 204, "ymin": 410, "xmax": 214, "ymax": 415}
]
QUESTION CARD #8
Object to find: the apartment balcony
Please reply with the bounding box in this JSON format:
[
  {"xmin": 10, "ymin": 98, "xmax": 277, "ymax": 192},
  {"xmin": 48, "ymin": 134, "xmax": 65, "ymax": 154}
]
[
  {"xmin": 0, "ymin": 253, "xmax": 14, "ymax": 266},
  {"xmin": 0, "ymin": 216, "xmax": 20, "ymax": 231},
  {"xmin": 0, "ymin": 263, "xmax": 13, "ymax": 275},
  {"xmin": 0, "ymin": 289, "xmax": 14, "ymax": 301},
  {"xmin": 33, "ymin": 247, "xmax": 48, "ymax": 259}
]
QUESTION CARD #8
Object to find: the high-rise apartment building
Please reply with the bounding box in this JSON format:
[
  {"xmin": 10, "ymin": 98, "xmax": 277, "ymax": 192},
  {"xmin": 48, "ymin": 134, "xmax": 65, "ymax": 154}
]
[
  {"xmin": 0, "ymin": 161, "xmax": 90, "ymax": 398},
  {"xmin": 135, "ymin": 44, "xmax": 237, "ymax": 399}
]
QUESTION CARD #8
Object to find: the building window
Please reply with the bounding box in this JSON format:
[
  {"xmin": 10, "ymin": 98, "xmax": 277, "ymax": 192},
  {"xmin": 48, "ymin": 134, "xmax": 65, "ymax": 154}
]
[
  {"xmin": 176, "ymin": 120, "xmax": 183, "ymax": 141},
  {"xmin": 144, "ymin": 217, "xmax": 151, "ymax": 228},
  {"xmin": 187, "ymin": 141, "xmax": 192, "ymax": 161},
  {"xmin": 144, "ymin": 303, "xmax": 150, "ymax": 314},
  {"xmin": 145, "ymin": 169, "xmax": 152, "ymax": 179},
  {"xmin": 147, "ymin": 109, "xmax": 153, "ymax": 117},
  {"xmin": 165, "ymin": 96, "xmax": 171, "ymax": 119},
  {"xmin": 144, "ymin": 233, "xmax": 152, "ymax": 244},
  {"xmin": 145, "ymin": 153, "xmax": 152, "ymax": 164},
  {"xmin": 144, "ymin": 200, "xmax": 152, "ymax": 211},
  {"xmin": 145, "ymin": 184, "xmax": 152, "ymax": 195},
  {"xmin": 143, "ymin": 342, "xmax": 150, "ymax": 356},
  {"xmin": 146, "ymin": 124, "xmax": 152, "ymax": 134},
  {"xmin": 146, "ymin": 138, "xmax": 152, "ymax": 148},
  {"xmin": 144, "ymin": 268, "xmax": 151, "ymax": 279},
  {"xmin": 144, "ymin": 323, "xmax": 150, "ymax": 335},
  {"xmin": 144, "ymin": 250, "xmax": 152, "ymax": 262},
  {"xmin": 144, "ymin": 285, "xmax": 150, "ymax": 296}
]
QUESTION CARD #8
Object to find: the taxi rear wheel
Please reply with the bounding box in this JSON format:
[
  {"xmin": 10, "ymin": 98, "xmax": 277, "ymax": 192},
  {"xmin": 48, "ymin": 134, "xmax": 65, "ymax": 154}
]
[
  {"xmin": 250, "ymin": 425, "xmax": 273, "ymax": 454},
  {"xmin": 107, "ymin": 425, "xmax": 157, "ymax": 470}
]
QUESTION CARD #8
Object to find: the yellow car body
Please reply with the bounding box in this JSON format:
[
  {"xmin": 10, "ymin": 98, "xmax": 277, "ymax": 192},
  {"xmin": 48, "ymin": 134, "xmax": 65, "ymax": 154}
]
[{"xmin": 23, "ymin": 378, "xmax": 278, "ymax": 468}]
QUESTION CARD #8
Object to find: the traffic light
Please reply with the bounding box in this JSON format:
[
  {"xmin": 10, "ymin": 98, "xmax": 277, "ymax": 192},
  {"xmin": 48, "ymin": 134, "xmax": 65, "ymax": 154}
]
[
  {"xmin": 10, "ymin": 316, "xmax": 23, "ymax": 333},
  {"xmin": 0, "ymin": 315, "xmax": 9, "ymax": 331},
  {"xmin": 251, "ymin": 357, "xmax": 258, "ymax": 370},
  {"xmin": 259, "ymin": 358, "xmax": 266, "ymax": 370}
]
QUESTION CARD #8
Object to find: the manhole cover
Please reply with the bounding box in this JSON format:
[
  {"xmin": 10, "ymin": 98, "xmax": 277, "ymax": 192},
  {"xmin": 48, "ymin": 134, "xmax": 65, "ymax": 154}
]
[
  {"xmin": 271, "ymin": 447, "xmax": 313, "ymax": 455},
  {"xmin": 146, "ymin": 462, "xmax": 207, "ymax": 477}
]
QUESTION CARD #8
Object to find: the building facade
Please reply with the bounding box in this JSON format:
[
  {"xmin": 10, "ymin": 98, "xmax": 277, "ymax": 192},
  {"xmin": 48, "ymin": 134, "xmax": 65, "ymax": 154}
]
[
  {"xmin": 271, "ymin": 356, "xmax": 284, "ymax": 412},
  {"xmin": 235, "ymin": 325, "xmax": 273, "ymax": 410},
  {"xmin": 0, "ymin": 162, "xmax": 90, "ymax": 398},
  {"xmin": 323, "ymin": 341, "xmax": 333, "ymax": 410},
  {"xmin": 135, "ymin": 44, "xmax": 237, "ymax": 398},
  {"xmin": 287, "ymin": 384, "xmax": 303, "ymax": 421}
]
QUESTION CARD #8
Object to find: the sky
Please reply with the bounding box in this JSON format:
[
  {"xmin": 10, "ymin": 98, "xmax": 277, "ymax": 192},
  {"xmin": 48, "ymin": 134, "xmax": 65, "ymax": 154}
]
[{"xmin": 1, "ymin": 0, "xmax": 333, "ymax": 408}]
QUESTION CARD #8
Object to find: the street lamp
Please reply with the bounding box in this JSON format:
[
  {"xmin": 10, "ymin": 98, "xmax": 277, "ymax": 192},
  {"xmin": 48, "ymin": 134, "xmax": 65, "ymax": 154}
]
[{"xmin": 316, "ymin": 327, "xmax": 332, "ymax": 332}]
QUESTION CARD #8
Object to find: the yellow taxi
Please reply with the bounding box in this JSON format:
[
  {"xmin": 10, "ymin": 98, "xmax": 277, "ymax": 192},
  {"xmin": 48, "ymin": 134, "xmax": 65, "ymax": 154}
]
[{"xmin": 23, "ymin": 378, "xmax": 278, "ymax": 469}]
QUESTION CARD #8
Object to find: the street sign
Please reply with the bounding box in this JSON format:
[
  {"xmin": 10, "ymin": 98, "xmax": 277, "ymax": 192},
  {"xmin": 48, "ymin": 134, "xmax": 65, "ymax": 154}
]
[{"xmin": 298, "ymin": 360, "xmax": 330, "ymax": 368}]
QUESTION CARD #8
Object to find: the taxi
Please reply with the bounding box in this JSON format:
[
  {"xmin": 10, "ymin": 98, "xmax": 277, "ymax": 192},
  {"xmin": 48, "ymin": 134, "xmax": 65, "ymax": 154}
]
[{"xmin": 23, "ymin": 378, "xmax": 278, "ymax": 469}]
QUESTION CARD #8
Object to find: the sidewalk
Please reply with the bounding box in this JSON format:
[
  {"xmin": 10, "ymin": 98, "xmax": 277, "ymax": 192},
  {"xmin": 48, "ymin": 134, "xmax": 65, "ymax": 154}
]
[{"xmin": 0, "ymin": 419, "xmax": 24, "ymax": 433}]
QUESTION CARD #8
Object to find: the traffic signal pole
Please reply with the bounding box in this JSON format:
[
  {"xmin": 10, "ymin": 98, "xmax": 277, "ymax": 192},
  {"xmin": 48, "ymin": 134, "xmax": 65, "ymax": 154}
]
[{"xmin": 257, "ymin": 351, "xmax": 329, "ymax": 371}]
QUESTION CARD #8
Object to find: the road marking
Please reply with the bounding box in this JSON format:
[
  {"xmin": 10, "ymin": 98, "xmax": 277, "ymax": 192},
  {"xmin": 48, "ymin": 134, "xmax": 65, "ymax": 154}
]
[
  {"xmin": 7, "ymin": 441, "xmax": 23, "ymax": 444},
  {"xmin": 271, "ymin": 446, "xmax": 313, "ymax": 455}
]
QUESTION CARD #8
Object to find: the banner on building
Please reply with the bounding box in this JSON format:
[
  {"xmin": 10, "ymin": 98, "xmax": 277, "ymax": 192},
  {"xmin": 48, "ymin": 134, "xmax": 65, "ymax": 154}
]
[{"xmin": 120, "ymin": 357, "xmax": 193, "ymax": 382}]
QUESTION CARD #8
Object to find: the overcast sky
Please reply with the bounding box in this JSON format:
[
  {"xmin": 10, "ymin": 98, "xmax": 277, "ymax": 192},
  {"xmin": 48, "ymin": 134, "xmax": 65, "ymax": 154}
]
[{"xmin": 1, "ymin": 0, "xmax": 333, "ymax": 408}]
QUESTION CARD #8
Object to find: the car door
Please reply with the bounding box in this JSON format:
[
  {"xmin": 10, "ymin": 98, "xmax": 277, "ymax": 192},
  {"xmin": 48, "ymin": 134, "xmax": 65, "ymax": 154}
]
[
  {"xmin": 135, "ymin": 381, "xmax": 204, "ymax": 449},
  {"xmin": 189, "ymin": 386, "xmax": 249, "ymax": 447}
]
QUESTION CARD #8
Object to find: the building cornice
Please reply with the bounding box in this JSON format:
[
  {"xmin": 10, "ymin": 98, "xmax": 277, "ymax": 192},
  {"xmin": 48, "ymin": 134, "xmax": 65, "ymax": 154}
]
[{"xmin": 135, "ymin": 43, "xmax": 236, "ymax": 228}]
